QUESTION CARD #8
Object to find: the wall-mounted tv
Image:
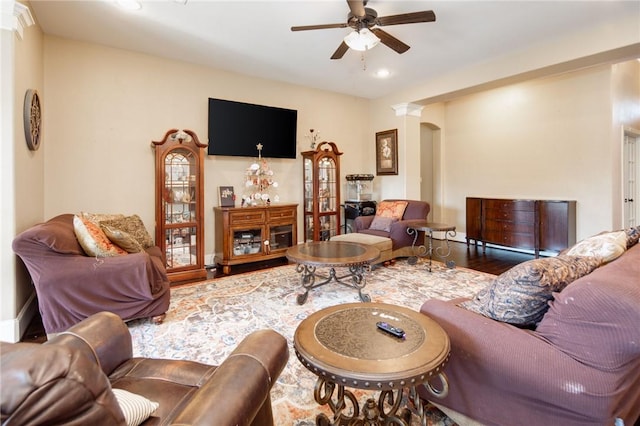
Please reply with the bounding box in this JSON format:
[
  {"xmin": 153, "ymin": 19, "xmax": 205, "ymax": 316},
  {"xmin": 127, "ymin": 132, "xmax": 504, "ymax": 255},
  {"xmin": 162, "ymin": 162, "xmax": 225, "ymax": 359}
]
[{"xmin": 208, "ymin": 98, "xmax": 298, "ymax": 159}]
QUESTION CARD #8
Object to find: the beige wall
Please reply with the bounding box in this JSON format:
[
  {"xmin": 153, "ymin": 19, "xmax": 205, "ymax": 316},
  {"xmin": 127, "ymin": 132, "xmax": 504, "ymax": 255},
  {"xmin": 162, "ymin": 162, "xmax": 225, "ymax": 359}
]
[
  {"xmin": 42, "ymin": 37, "xmax": 372, "ymax": 263},
  {"xmin": 416, "ymin": 63, "xmax": 639, "ymax": 243},
  {"xmin": 1, "ymin": 6, "xmax": 44, "ymax": 340}
]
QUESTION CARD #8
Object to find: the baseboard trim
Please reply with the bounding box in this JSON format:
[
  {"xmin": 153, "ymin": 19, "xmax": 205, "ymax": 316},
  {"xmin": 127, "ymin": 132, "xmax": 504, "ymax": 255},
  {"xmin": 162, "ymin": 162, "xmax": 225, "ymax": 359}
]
[{"xmin": 0, "ymin": 293, "xmax": 37, "ymax": 343}]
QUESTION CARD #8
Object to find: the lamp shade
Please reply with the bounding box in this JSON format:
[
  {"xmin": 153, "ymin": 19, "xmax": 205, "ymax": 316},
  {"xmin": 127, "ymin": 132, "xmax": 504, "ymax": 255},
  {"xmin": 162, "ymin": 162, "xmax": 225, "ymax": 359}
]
[{"xmin": 344, "ymin": 28, "xmax": 380, "ymax": 51}]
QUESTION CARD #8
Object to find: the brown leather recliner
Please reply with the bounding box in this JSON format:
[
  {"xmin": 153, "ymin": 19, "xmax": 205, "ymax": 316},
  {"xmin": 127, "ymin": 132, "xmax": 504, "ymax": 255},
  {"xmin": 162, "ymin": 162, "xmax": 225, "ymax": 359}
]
[{"xmin": 1, "ymin": 311, "xmax": 289, "ymax": 426}]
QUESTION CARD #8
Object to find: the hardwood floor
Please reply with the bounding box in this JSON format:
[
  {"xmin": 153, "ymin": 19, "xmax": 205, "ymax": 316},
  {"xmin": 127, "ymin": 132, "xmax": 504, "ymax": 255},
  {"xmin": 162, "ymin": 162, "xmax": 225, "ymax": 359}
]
[{"xmin": 20, "ymin": 241, "xmax": 534, "ymax": 343}]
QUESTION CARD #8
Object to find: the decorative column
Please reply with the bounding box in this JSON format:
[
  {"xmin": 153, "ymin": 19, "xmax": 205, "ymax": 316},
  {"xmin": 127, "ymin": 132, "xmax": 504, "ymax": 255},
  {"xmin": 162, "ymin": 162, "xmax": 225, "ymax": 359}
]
[{"xmin": 391, "ymin": 102, "xmax": 424, "ymax": 200}]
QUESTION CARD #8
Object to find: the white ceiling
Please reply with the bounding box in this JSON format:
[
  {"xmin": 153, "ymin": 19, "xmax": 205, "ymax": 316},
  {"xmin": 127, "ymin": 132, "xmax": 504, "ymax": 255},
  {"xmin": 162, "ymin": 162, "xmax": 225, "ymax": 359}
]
[{"xmin": 28, "ymin": 0, "xmax": 640, "ymax": 100}]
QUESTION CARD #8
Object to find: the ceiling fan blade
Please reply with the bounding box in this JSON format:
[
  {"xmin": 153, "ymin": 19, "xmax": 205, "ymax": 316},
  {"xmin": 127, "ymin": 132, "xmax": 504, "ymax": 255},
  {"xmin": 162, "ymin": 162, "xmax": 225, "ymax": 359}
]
[
  {"xmin": 347, "ymin": 0, "xmax": 366, "ymax": 18},
  {"xmin": 376, "ymin": 10, "xmax": 436, "ymax": 26},
  {"xmin": 371, "ymin": 28, "xmax": 410, "ymax": 54},
  {"xmin": 291, "ymin": 23, "xmax": 348, "ymax": 31},
  {"xmin": 330, "ymin": 41, "xmax": 350, "ymax": 60}
]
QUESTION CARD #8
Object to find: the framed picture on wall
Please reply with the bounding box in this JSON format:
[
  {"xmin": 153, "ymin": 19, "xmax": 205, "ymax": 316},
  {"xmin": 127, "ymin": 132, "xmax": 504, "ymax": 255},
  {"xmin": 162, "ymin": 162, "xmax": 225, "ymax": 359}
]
[{"xmin": 375, "ymin": 129, "xmax": 398, "ymax": 175}]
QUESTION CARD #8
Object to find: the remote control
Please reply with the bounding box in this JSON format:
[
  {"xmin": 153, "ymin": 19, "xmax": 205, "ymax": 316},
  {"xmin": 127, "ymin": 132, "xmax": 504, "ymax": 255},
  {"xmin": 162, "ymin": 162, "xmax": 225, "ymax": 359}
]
[{"xmin": 376, "ymin": 321, "xmax": 405, "ymax": 339}]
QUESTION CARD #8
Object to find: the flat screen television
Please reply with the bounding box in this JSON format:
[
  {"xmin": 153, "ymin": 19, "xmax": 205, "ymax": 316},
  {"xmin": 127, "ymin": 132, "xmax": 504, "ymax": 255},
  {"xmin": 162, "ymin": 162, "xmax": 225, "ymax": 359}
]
[{"xmin": 208, "ymin": 98, "xmax": 298, "ymax": 159}]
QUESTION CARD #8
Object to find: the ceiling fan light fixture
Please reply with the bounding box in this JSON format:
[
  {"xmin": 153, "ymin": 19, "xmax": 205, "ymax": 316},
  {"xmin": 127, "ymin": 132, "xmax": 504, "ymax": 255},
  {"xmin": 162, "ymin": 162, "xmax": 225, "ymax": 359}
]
[{"xmin": 344, "ymin": 28, "xmax": 380, "ymax": 51}]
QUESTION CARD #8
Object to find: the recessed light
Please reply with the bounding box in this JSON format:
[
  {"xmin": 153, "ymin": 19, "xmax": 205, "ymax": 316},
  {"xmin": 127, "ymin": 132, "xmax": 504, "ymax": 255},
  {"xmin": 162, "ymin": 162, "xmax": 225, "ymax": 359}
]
[
  {"xmin": 115, "ymin": 0, "xmax": 142, "ymax": 11},
  {"xmin": 375, "ymin": 69, "xmax": 390, "ymax": 78}
]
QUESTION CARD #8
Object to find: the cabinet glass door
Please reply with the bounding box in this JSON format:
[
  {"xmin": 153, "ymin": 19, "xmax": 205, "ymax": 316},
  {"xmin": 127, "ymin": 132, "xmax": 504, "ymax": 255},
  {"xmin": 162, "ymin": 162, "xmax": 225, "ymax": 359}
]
[
  {"xmin": 232, "ymin": 228, "xmax": 263, "ymax": 257},
  {"xmin": 164, "ymin": 149, "xmax": 197, "ymax": 269}
]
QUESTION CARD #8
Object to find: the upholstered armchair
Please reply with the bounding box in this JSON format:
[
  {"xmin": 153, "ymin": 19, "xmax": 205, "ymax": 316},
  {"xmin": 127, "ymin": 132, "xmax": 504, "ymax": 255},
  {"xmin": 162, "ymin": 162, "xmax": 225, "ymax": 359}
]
[
  {"xmin": 1, "ymin": 311, "xmax": 289, "ymax": 426},
  {"xmin": 354, "ymin": 199, "xmax": 430, "ymax": 258},
  {"xmin": 12, "ymin": 214, "xmax": 170, "ymax": 334}
]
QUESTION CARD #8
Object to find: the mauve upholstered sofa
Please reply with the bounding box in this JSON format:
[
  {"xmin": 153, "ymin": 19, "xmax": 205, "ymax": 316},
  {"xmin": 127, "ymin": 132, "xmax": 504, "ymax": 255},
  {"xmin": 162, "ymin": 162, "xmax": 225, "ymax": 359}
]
[
  {"xmin": 12, "ymin": 214, "xmax": 170, "ymax": 334},
  {"xmin": 418, "ymin": 237, "xmax": 640, "ymax": 426}
]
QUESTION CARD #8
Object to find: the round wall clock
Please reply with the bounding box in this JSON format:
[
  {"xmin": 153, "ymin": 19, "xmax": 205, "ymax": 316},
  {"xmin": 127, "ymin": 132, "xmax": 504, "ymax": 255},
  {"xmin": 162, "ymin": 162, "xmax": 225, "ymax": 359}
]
[{"xmin": 23, "ymin": 89, "xmax": 42, "ymax": 151}]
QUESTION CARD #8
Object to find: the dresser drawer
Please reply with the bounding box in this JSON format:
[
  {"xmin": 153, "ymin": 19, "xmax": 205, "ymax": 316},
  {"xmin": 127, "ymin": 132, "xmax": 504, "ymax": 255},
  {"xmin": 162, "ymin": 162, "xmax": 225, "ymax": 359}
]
[
  {"xmin": 484, "ymin": 219, "xmax": 534, "ymax": 234},
  {"xmin": 484, "ymin": 209, "xmax": 535, "ymax": 223},
  {"xmin": 268, "ymin": 207, "xmax": 296, "ymax": 221},
  {"xmin": 229, "ymin": 210, "xmax": 266, "ymax": 225},
  {"xmin": 483, "ymin": 199, "xmax": 535, "ymax": 212},
  {"xmin": 484, "ymin": 230, "xmax": 535, "ymax": 248}
]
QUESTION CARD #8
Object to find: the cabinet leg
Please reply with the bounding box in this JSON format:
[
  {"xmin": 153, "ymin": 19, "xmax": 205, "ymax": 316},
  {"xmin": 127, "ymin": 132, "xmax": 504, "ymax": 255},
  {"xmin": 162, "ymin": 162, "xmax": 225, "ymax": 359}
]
[{"xmin": 223, "ymin": 265, "xmax": 231, "ymax": 274}]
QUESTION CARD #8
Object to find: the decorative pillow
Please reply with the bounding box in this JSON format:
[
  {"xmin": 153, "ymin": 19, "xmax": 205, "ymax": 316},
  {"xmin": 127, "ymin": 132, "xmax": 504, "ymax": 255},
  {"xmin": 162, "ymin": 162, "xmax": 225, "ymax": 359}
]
[
  {"xmin": 102, "ymin": 225, "xmax": 144, "ymax": 253},
  {"xmin": 625, "ymin": 225, "xmax": 640, "ymax": 248},
  {"xmin": 80, "ymin": 212, "xmax": 125, "ymax": 224},
  {"xmin": 73, "ymin": 215, "xmax": 127, "ymax": 257},
  {"xmin": 565, "ymin": 230, "xmax": 627, "ymax": 263},
  {"xmin": 369, "ymin": 216, "xmax": 397, "ymax": 232},
  {"xmin": 112, "ymin": 389, "xmax": 159, "ymax": 426},
  {"xmin": 460, "ymin": 255, "xmax": 601, "ymax": 327},
  {"xmin": 375, "ymin": 201, "xmax": 408, "ymax": 220},
  {"xmin": 99, "ymin": 215, "xmax": 155, "ymax": 249}
]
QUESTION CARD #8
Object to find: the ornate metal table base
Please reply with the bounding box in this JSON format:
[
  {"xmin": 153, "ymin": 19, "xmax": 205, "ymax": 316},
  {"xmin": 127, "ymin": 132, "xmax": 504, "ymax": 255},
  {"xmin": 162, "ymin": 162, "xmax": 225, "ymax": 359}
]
[
  {"xmin": 312, "ymin": 374, "xmax": 449, "ymax": 426},
  {"xmin": 296, "ymin": 264, "xmax": 371, "ymax": 305},
  {"xmin": 406, "ymin": 223, "xmax": 457, "ymax": 272}
]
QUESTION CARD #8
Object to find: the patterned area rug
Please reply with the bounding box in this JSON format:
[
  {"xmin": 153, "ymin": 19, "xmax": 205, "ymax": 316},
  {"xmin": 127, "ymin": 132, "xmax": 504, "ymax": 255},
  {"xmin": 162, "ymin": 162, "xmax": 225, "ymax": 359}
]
[{"xmin": 127, "ymin": 258, "xmax": 495, "ymax": 425}]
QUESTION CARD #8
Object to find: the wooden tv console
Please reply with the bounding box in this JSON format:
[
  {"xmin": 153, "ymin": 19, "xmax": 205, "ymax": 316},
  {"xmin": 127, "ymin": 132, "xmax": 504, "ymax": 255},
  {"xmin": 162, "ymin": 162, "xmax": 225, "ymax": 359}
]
[
  {"xmin": 466, "ymin": 197, "xmax": 576, "ymax": 258},
  {"xmin": 214, "ymin": 204, "xmax": 298, "ymax": 274}
]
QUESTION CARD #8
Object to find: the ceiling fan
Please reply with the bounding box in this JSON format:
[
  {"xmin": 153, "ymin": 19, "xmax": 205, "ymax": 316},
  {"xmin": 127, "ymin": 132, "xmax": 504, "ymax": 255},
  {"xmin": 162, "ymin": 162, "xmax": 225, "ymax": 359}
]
[{"xmin": 291, "ymin": 0, "xmax": 436, "ymax": 60}]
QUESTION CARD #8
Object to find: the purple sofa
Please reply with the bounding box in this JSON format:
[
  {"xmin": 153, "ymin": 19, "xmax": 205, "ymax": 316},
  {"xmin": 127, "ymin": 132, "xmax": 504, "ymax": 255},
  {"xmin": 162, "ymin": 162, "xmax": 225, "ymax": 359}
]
[
  {"xmin": 12, "ymin": 214, "xmax": 170, "ymax": 334},
  {"xmin": 354, "ymin": 199, "xmax": 430, "ymax": 258},
  {"xmin": 419, "ymin": 241, "xmax": 640, "ymax": 426}
]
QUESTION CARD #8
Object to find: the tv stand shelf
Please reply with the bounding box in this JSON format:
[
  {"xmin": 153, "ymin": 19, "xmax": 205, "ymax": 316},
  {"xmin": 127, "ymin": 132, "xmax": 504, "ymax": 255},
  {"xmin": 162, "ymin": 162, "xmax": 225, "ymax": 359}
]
[{"xmin": 214, "ymin": 204, "xmax": 298, "ymax": 274}]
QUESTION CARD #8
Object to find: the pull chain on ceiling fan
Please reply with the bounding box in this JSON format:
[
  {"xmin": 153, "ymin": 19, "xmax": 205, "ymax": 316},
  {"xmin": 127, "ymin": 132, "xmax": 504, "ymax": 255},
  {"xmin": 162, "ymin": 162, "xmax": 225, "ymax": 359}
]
[{"xmin": 291, "ymin": 0, "xmax": 436, "ymax": 60}]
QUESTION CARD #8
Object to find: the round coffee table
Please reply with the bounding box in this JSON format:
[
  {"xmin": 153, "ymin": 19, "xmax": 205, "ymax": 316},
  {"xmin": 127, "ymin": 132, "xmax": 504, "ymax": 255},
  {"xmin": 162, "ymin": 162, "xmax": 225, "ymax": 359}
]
[
  {"xmin": 294, "ymin": 302, "xmax": 450, "ymax": 425},
  {"xmin": 286, "ymin": 241, "xmax": 380, "ymax": 305}
]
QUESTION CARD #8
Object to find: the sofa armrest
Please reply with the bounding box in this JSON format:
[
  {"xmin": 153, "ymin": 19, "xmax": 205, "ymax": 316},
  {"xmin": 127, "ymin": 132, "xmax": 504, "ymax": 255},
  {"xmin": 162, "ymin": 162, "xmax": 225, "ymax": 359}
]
[
  {"xmin": 389, "ymin": 219, "xmax": 424, "ymax": 250},
  {"xmin": 171, "ymin": 329, "xmax": 289, "ymax": 426},
  {"xmin": 354, "ymin": 215, "xmax": 374, "ymax": 232},
  {"xmin": 49, "ymin": 311, "xmax": 133, "ymax": 376},
  {"xmin": 418, "ymin": 299, "xmax": 618, "ymax": 424}
]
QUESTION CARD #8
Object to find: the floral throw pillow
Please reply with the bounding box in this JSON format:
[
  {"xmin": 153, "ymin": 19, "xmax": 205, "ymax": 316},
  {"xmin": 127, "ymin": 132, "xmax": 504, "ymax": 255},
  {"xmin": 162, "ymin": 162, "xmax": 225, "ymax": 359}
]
[
  {"xmin": 73, "ymin": 215, "xmax": 127, "ymax": 257},
  {"xmin": 375, "ymin": 201, "xmax": 408, "ymax": 220},
  {"xmin": 460, "ymin": 255, "xmax": 601, "ymax": 327}
]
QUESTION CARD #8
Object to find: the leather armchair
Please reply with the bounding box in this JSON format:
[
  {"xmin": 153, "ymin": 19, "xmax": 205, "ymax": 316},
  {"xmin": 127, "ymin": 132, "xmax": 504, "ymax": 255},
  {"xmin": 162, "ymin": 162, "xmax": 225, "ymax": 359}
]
[
  {"xmin": 1, "ymin": 311, "xmax": 289, "ymax": 426},
  {"xmin": 354, "ymin": 199, "xmax": 430, "ymax": 258}
]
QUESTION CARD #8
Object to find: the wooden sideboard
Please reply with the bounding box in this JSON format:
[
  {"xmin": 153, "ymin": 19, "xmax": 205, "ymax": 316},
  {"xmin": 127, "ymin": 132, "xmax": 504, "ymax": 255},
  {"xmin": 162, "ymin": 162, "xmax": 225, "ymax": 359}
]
[
  {"xmin": 466, "ymin": 197, "xmax": 576, "ymax": 257},
  {"xmin": 214, "ymin": 204, "xmax": 298, "ymax": 274}
]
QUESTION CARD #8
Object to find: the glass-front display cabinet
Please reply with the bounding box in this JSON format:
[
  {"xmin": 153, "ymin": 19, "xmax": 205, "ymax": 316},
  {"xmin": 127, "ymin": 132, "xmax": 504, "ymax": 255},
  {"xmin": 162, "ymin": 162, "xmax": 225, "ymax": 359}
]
[
  {"xmin": 153, "ymin": 129, "xmax": 207, "ymax": 283},
  {"xmin": 302, "ymin": 141, "xmax": 342, "ymax": 241}
]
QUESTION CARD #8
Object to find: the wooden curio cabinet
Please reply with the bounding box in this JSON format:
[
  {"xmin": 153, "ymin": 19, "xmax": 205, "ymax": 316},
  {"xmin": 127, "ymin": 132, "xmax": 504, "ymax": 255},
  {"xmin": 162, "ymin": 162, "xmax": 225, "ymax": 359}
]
[
  {"xmin": 152, "ymin": 129, "xmax": 207, "ymax": 283},
  {"xmin": 302, "ymin": 141, "xmax": 342, "ymax": 241}
]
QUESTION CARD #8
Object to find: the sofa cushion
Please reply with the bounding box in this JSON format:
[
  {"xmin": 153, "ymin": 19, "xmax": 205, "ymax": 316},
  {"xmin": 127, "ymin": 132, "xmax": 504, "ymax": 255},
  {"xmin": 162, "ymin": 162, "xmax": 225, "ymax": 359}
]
[
  {"xmin": 112, "ymin": 389, "xmax": 159, "ymax": 426},
  {"xmin": 536, "ymin": 244, "xmax": 640, "ymax": 370},
  {"xmin": 460, "ymin": 255, "xmax": 601, "ymax": 327},
  {"xmin": 102, "ymin": 225, "xmax": 144, "ymax": 253},
  {"xmin": 99, "ymin": 215, "xmax": 155, "ymax": 249},
  {"xmin": 375, "ymin": 200, "xmax": 408, "ymax": 220},
  {"xmin": 73, "ymin": 215, "xmax": 128, "ymax": 257},
  {"xmin": 369, "ymin": 216, "xmax": 397, "ymax": 232},
  {"xmin": 565, "ymin": 230, "xmax": 627, "ymax": 263}
]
